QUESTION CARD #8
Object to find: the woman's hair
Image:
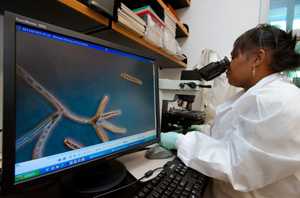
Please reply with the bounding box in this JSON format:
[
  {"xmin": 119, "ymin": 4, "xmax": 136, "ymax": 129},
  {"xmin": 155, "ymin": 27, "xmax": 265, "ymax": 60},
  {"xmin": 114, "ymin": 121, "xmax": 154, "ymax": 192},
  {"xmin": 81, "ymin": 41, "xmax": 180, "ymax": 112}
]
[{"xmin": 232, "ymin": 24, "xmax": 300, "ymax": 72}]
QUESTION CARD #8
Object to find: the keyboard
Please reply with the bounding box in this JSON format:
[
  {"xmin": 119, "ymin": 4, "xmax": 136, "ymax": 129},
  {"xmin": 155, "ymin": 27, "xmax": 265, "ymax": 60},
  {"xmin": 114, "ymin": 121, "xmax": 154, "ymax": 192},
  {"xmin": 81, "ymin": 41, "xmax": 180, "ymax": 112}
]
[{"xmin": 133, "ymin": 157, "xmax": 210, "ymax": 198}]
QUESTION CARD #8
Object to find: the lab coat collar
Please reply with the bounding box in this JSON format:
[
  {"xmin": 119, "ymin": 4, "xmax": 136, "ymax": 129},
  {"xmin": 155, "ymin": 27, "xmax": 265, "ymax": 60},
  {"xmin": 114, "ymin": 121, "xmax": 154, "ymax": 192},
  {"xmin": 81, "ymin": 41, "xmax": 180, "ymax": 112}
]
[
  {"xmin": 247, "ymin": 72, "xmax": 282, "ymax": 93},
  {"xmin": 233, "ymin": 73, "xmax": 282, "ymax": 105},
  {"xmin": 216, "ymin": 73, "xmax": 282, "ymax": 114}
]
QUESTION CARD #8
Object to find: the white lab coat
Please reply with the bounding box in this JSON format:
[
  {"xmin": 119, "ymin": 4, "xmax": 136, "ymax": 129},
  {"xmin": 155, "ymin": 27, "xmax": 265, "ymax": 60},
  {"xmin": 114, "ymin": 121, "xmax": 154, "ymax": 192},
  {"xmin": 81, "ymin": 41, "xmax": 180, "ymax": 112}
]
[{"xmin": 176, "ymin": 73, "xmax": 300, "ymax": 198}]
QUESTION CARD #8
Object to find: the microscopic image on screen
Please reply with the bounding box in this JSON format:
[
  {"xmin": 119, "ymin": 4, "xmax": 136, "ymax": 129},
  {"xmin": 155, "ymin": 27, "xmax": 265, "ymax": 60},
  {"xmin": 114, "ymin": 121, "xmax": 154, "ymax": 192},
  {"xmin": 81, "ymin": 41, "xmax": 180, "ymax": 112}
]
[{"xmin": 15, "ymin": 25, "xmax": 156, "ymax": 163}]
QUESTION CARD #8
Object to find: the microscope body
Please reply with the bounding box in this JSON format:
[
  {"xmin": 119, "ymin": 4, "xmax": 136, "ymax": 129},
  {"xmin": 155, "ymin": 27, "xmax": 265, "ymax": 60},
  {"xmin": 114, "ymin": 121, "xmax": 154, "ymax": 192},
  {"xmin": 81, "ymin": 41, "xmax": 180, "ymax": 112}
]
[
  {"xmin": 159, "ymin": 56, "xmax": 230, "ymax": 133},
  {"xmin": 159, "ymin": 79, "xmax": 205, "ymax": 133}
]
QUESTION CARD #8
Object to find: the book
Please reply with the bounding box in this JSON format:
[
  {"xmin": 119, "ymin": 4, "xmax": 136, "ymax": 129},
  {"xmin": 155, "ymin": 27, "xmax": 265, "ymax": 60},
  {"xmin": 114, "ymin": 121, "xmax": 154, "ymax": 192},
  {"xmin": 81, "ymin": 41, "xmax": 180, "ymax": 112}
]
[
  {"xmin": 118, "ymin": 16, "xmax": 145, "ymax": 36},
  {"xmin": 117, "ymin": 9, "xmax": 145, "ymax": 36},
  {"xmin": 133, "ymin": 5, "xmax": 165, "ymax": 28},
  {"xmin": 118, "ymin": 10, "xmax": 145, "ymax": 30},
  {"xmin": 120, "ymin": 3, "xmax": 146, "ymax": 27}
]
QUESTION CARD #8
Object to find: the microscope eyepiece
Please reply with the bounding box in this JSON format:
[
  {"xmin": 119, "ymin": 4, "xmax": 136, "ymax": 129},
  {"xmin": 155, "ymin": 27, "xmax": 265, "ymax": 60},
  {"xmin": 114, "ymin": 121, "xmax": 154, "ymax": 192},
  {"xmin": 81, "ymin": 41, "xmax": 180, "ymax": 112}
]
[{"xmin": 197, "ymin": 56, "xmax": 230, "ymax": 81}]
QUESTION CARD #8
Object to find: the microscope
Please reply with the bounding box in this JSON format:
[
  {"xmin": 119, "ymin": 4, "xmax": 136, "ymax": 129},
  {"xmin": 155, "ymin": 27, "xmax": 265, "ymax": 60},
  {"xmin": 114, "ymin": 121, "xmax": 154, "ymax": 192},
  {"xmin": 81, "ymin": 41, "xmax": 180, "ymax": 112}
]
[
  {"xmin": 159, "ymin": 79, "xmax": 208, "ymax": 134},
  {"xmin": 160, "ymin": 56, "xmax": 230, "ymax": 134},
  {"xmin": 145, "ymin": 57, "xmax": 230, "ymax": 159}
]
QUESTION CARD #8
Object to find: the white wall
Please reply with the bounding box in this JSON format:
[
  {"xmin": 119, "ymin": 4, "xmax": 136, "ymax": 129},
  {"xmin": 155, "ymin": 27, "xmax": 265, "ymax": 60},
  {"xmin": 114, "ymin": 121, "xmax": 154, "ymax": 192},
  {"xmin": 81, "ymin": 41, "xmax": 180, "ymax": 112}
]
[{"xmin": 176, "ymin": 0, "xmax": 269, "ymax": 68}]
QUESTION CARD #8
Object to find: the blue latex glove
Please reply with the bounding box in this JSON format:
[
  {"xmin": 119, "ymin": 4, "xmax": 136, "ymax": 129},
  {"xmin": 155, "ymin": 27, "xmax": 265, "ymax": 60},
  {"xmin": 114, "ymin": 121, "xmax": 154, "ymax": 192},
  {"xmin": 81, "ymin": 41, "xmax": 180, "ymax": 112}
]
[{"xmin": 160, "ymin": 132, "xmax": 179, "ymax": 150}]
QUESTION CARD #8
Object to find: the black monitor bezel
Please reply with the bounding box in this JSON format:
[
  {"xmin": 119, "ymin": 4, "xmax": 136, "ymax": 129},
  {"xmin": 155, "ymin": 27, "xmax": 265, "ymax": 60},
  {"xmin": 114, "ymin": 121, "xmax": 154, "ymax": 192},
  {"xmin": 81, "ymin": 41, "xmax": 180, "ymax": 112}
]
[{"xmin": 2, "ymin": 11, "xmax": 160, "ymax": 192}]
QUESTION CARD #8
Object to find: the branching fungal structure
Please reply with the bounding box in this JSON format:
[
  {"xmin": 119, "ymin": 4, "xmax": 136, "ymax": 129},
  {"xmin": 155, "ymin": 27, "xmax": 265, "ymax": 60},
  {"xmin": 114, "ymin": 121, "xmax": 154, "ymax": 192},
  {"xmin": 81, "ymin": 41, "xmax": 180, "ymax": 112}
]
[{"xmin": 16, "ymin": 65, "xmax": 126, "ymax": 159}]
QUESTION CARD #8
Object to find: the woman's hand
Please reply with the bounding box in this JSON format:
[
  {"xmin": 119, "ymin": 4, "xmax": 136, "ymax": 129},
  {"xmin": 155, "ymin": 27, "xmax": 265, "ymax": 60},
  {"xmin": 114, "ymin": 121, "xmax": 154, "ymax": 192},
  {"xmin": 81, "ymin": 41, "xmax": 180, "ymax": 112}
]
[{"xmin": 160, "ymin": 132, "xmax": 180, "ymax": 150}]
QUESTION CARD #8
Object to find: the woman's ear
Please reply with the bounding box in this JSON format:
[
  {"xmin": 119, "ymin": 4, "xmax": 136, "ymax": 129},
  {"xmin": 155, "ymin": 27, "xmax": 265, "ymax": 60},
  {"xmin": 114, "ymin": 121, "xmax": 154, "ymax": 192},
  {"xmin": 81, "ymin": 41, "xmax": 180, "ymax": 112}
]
[{"xmin": 253, "ymin": 49, "xmax": 267, "ymax": 67}]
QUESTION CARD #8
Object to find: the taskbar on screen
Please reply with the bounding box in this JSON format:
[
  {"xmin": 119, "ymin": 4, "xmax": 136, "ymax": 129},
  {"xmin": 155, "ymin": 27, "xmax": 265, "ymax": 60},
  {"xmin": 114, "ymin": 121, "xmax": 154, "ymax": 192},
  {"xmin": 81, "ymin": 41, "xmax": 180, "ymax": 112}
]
[{"xmin": 15, "ymin": 130, "xmax": 156, "ymax": 183}]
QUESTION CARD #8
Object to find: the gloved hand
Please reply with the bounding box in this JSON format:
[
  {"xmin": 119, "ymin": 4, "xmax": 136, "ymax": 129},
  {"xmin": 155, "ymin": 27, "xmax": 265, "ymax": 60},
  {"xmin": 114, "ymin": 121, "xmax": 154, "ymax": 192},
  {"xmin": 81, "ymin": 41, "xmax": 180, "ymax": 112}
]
[
  {"xmin": 189, "ymin": 124, "xmax": 211, "ymax": 135},
  {"xmin": 160, "ymin": 132, "xmax": 180, "ymax": 150}
]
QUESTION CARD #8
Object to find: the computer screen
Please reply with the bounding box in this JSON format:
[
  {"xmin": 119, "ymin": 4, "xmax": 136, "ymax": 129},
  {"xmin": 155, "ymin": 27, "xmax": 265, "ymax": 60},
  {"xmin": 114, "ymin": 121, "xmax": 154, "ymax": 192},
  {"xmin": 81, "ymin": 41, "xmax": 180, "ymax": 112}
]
[{"xmin": 3, "ymin": 12, "xmax": 159, "ymax": 187}]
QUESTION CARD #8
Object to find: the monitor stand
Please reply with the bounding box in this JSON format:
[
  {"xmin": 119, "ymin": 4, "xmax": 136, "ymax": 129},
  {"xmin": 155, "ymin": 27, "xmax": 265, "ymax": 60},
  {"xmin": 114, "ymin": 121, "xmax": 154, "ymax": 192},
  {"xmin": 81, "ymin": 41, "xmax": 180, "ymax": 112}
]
[{"xmin": 61, "ymin": 159, "xmax": 127, "ymax": 196}]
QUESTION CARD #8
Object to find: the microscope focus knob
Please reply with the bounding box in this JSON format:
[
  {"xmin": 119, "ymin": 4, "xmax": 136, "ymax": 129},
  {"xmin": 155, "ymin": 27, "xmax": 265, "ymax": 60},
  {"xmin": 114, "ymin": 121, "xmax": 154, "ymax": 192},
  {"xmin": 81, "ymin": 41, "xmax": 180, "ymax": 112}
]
[
  {"xmin": 179, "ymin": 82, "xmax": 197, "ymax": 89},
  {"xmin": 179, "ymin": 83, "xmax": 185, "ymax": 89}
]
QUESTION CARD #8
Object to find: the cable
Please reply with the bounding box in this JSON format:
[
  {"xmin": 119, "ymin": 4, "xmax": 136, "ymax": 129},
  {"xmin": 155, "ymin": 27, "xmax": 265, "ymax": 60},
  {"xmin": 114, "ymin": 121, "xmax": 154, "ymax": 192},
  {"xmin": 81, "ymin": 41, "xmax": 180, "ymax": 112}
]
[
  {"xmin": 93, "ymin": 167, "xmax": 163, "ymax": 198},
  {"xmin": 139, "ymin": 167, "xmax": 164, "ymax": 182}
]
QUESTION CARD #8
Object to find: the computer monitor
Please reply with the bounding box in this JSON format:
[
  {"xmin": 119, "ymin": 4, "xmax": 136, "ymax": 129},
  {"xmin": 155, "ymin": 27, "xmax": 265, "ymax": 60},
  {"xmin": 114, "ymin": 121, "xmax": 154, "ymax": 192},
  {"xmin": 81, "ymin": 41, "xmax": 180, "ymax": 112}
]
[{"xmin": 2, "ymin": 12, "xmax": 159, "ymax": 193}]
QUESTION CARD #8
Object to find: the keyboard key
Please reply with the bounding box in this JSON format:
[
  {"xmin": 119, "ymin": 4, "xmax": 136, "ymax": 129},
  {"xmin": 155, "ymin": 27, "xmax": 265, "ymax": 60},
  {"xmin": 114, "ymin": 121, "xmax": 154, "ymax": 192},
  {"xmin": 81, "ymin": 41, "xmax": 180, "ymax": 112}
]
[
  {"xmin": 194, "ymin": 184, "xmax": 201, "ymax": 189},
  {"xmin": 160, "ymin": 184, "xmax": 167, "ymax": 190},
  {"xmin": 185, "ymin": 186, "xmax": 192, "ymax": 192},
  {"xmin": 138, "ymin": 191, "xmax": 145, "ymax": 197},
  {"xmin": 151, "ymin": 191, "xmax": 160, "ymax": 198},
  {"xmin": 151, "ymin": 180, "xmax": 159, "ymax": 185},
  {"xmin": 173, "ymin": 179, "xmax": 179, "ymax": 184},
  {"xmin": 162, "ymin": 181, "xmax": 169, "ymax": 186},
  {"xmin": 191, "ymin": 190, "xmax": 197, "ymax": 195},
  {"xmin": 175, "ymin": 176, "xmax": 182, "ymax": 181},
  {"xmin": 142, "ymin": 187, "xmax": 150, "ymax": 194},
  {"xmin": 164, "ymin": 190, "xmax": 171, "ymax": 195},
  {"xmin": 179, "ymin": 181, "xmax": 186, "ymax": 187},
  {"xmin": 146, "ymin": 184, "xmax": 153, "ymax": 189},
  {"xmin": 178, "ymin": 186, "xmax": 184, "ymax": 191},
  {"xmin": 182, "ymin": 191, "xmax": 189, "ymax": 196},
  {"xmin": 154, "ymin": 188, "xmax": 163, "ymax": 194}
]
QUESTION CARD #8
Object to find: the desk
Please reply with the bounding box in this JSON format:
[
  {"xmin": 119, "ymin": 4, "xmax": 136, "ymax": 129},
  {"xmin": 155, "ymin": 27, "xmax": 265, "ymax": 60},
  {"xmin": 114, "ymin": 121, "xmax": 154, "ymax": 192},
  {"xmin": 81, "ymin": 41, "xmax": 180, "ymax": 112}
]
[{"xmin": 118, "ymin": 145, "xmax": 175, "ymax": 181}]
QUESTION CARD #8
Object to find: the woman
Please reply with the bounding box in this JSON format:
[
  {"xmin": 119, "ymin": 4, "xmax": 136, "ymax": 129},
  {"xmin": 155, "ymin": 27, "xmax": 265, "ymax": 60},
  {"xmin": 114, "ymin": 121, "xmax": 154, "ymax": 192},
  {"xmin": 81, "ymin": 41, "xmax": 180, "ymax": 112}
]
[{"xmin": 160, "ymin": 24, "xmax": 300, "ymax": 198}]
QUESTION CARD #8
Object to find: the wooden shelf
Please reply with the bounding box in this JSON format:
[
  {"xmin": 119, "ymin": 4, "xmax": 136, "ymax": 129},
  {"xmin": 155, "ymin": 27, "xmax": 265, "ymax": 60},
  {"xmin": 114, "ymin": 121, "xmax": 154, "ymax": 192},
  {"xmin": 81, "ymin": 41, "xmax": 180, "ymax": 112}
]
[
  {"xmin": 164, "ymin": 0, "xmax": 191, "ymax": 9},
  {"xmin": 156, "ymin": 0, "xmax": 189, "ymax": 38},
  {"xmin": 58, "ymin": 0, "xmax": 187, "ymax": 68},
  {"xmin": 58, "ymin": 0, "xmax": 109, "ymax": 26},
  {"xmin": 112, "ymin": 22, "xmax": 187, "ymax": 68}
]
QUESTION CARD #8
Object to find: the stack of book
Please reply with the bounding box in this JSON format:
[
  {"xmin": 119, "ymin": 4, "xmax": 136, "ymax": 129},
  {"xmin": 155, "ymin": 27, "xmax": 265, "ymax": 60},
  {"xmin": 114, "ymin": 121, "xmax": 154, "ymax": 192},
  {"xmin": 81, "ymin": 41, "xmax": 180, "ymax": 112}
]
[
  {"xmin": 133, "ymin": 5, "xmax": 165, "ymax": 47},
  {"xmin": 133, "ymin": 5, "xmax": 166, "ymax": 28},
  {"xmin": 162, "ymin": 10, "xmax": 178, "ymax": 55},
  {"xmin": 164, "ymin": 11, "xmax": 176, "ymax": 37},
  {"xmin": 117, "ymin": 3, "xmax": 146, "ymax": 36}
]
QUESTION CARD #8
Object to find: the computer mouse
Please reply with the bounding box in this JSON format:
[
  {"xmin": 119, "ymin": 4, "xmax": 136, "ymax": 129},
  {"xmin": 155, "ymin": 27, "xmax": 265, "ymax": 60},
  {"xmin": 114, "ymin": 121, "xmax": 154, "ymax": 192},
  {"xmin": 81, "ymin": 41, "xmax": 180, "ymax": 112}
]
[{"xmin": 145, "ymin": 145, "xmax": 174, "ymax": 159}]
